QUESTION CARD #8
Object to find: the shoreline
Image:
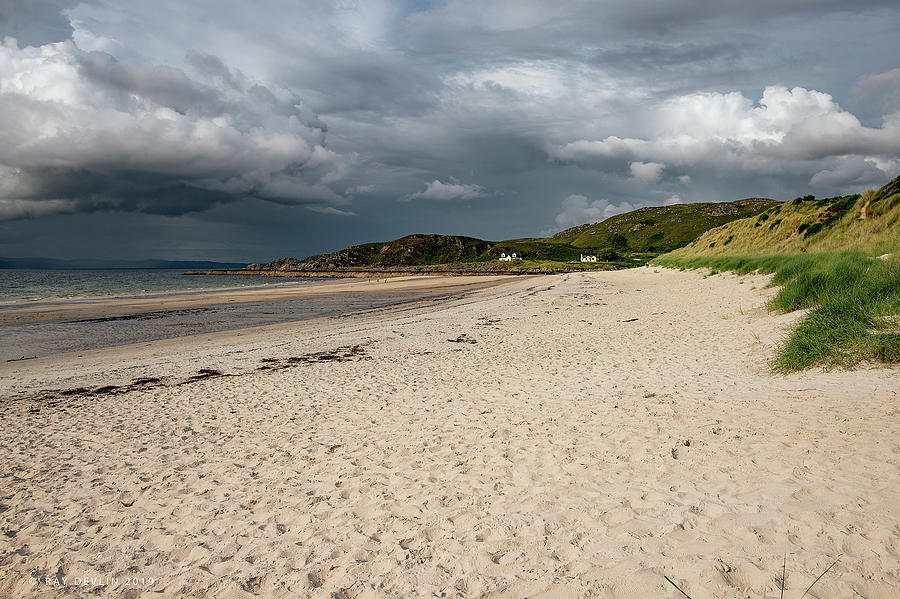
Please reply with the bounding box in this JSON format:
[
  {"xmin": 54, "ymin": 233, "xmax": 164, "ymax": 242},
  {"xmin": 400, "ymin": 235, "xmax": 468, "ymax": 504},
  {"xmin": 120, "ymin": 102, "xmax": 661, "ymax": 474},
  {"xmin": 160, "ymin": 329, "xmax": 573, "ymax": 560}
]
[
  {"xmin": 0, "ymin": 274, "xmax": 548, "ymax": 400},
  {"xmin": 0, "ymin": 274, "xmax": 525, "ymax": 364},
  {"xmin": 0, "ymin": 274, "xmax": 518, "ymax": 326},
  {"xmin": 1, "ymin": 268, "xmax": 897, "ymax": 598}
]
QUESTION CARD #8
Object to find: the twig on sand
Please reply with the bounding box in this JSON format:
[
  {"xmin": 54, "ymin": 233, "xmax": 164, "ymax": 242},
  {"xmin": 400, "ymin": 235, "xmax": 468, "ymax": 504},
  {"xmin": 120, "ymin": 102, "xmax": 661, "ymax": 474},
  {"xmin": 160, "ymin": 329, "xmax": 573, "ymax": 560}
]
[
  {"xmin": 781, "ymin": 555, "xmax": 786, "ymax": 599},
  {"xmin": 664, "ymin": 575, "xmax": 693, "ymax": 599},
  {"xmin": 800, "ymin": 555, "xmax": 842, "ymax": 598},
  {"xmin": 663, "ymin": 554, "xmax": 841, "ymax": 599}
]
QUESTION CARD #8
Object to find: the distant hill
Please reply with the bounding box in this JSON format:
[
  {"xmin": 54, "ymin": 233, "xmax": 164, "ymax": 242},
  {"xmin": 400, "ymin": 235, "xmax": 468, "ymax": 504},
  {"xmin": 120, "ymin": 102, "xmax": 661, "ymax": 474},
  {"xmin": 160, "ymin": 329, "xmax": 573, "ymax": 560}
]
[
  {"xmin": 547, "ymin": 198, "xmax": 779, "ymax": 253},
  {"xmin": 256, "ymin": 198, "xmax": 780, "ymax": 270},
  {"xmin": 0, "ymin": 257, "xmax": 247, "ymax": 270},
  {"xmin": 666, "ymin": 174, "xmax": 900, "ymax": 259},
  {"xmin": 260, "ymin": 234, "xmax": 490, "ymax": 270}
]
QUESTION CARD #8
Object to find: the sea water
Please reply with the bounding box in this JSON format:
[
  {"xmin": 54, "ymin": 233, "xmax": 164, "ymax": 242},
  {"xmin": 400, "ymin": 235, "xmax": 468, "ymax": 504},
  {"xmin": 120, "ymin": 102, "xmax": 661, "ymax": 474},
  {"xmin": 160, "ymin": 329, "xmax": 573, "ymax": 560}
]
[{"xmin": 0, "ymin": 269, "xmax": 304, "ymax": 305}]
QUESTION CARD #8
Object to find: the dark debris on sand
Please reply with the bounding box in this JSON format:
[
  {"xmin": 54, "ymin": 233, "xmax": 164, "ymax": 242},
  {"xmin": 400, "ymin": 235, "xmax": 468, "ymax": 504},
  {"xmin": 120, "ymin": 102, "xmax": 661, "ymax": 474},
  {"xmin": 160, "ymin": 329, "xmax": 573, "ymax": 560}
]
[
  {"xmin": 15, "ymin": 345, "xmax": 370, "ymax": 407},
  {"xmin": 256, "ymin": 345, "xmax": 369, "ymax": 372}
]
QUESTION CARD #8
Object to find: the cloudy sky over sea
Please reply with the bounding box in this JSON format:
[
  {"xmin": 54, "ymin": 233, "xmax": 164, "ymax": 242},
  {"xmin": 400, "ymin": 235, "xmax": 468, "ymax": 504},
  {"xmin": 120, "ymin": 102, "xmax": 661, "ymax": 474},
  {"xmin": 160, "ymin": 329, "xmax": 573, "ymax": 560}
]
[{"xmin": 1, "ymin": 0, "xmax": 899, "ymax": 261}]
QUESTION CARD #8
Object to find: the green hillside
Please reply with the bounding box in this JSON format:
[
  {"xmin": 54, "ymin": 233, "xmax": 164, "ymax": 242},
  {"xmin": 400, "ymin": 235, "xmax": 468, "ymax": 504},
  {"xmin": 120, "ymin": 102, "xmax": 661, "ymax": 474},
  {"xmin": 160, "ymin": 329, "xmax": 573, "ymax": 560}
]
[
  {"xmin": 547, "ymin": 198, "xmax": 779, "ymax": 253},
  {"xmin": 261, "ymin": 234, "xmax": 620, "ymax": 271},
  {"xmin": 269, "ymin": 234, "xmax": 490, "ymax": 270},
  {"xmin": 668, "ymin": 175, "xmax": 900, "ymax": 259}
]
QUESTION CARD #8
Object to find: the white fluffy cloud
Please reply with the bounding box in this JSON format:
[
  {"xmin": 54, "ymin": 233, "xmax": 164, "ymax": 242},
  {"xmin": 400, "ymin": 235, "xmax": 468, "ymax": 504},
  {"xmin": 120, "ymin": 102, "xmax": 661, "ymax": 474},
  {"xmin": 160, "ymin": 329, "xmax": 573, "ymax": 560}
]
[
  {"xmin": 553, "ymin": 194, "xmax": 636, "ymax": 230},
  {"xmin": 550, "ymin": 86, "xmax": 900, "ymax": 187},
  {"xmin": 630, "ymin": 161, "xmax": 664, "ymax": 182},
  {"xmin": 0, "ymin": 37, "xmax": 349, "ymax": 219},
  {"xmin": 405, "ymin": 179, "xmax": 486, "ymax": 201}
]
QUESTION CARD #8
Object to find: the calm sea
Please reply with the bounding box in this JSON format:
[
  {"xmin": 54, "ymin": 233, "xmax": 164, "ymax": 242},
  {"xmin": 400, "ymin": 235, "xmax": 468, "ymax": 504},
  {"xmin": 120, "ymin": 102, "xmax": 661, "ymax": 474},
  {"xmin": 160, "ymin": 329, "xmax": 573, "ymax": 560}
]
[{"xmin": 0, "ymin": 269, "xmax": 306, "ymax": 305}]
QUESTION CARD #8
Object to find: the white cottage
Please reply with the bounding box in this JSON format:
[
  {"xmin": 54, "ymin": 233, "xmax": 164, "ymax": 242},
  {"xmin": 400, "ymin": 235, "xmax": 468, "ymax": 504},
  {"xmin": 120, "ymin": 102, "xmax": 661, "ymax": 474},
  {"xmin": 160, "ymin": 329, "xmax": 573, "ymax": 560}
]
[
  {"xmin": 580, "ymin": 254, "xmax": 598, "ymax": 262},
  {"xmin": 499, "ymin": 251, "xmax": 521, "ymax": 262}
]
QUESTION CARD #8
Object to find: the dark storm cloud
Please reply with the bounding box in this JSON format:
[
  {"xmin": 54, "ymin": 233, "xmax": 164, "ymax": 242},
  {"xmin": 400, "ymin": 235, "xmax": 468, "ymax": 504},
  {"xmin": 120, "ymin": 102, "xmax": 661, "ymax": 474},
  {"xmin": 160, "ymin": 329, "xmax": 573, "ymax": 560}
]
[
  {"xmin": 284, "ymin": 49, "xmax": 442, "ymax": 118},
  {"xmin": 568, "ymin": 0, "xmax": 900, "ymax": 37},
  {"xmin": 6, "ymin": 167, "xmax": 238, "ymax": 217},
  {"xmin": 0, "ymin": 38, "xmax": 348, "ymax": 221},
  {"xmin": 402, "ymin": 0, "xmax": 899, "ymax": 51},
  {"xmin": 591, "ymin": 41, "xmax": 748, "ymax": 73}
]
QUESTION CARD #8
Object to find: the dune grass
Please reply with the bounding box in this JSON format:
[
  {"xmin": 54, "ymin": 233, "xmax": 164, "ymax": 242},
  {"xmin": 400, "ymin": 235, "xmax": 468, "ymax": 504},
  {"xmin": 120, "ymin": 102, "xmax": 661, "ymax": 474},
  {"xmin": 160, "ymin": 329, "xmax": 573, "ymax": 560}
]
[{"xmin": 653, "ymin": 251, "xmax": 900, "ymax": 372}]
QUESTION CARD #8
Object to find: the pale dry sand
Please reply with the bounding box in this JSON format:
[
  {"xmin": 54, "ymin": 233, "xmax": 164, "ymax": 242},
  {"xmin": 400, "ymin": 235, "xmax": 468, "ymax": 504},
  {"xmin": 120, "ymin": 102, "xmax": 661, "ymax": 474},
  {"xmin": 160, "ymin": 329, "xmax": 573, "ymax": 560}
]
[{"xmin": 1, "ymin": 268, "xmax": 898, "ymax": 599}]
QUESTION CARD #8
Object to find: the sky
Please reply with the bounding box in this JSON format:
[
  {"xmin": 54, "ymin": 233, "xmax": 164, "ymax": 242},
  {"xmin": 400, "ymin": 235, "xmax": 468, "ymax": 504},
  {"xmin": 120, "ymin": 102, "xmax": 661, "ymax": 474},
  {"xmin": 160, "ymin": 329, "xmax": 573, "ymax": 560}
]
[{"xmin": 1, "ymin": 0, "xmax": 899, "ymax": 262}]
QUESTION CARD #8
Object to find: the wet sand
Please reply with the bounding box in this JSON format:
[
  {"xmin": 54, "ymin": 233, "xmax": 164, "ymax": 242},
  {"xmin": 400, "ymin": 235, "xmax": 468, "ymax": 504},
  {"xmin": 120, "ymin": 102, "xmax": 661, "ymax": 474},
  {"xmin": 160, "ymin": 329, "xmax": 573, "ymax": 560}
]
[{"xmin": 0, "ymin": 275, "xmax": 515, "ymax": 361}]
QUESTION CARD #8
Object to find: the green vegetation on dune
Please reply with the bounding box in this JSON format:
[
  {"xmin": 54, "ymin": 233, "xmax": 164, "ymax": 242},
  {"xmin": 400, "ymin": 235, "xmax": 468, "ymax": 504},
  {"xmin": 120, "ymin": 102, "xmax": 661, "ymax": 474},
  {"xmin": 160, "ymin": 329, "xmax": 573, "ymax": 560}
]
[
  {"xmin": 669, "ymin": 174, "xmax": 900, "ymax": 258},
  {"xmin": 653, "ymin": 175, "xmax": 900, "ymax": 372},
  {"xmin": 655, "ymin": 252, "xmax": 900, "ymax": 371}
]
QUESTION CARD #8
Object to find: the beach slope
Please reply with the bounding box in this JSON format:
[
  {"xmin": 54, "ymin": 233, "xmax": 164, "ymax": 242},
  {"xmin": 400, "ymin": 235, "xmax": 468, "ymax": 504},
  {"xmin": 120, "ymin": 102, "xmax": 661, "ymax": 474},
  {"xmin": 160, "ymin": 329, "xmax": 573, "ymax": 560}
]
[{"xmin": 1, "ymin": 268, "xmax": 897, "ymax": 598}]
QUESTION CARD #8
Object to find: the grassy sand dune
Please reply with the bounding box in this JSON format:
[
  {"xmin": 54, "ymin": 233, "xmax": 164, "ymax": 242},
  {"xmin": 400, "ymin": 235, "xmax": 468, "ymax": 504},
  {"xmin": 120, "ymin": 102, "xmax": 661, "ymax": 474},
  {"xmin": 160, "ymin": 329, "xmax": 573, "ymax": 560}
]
[
  {"xmin": 656, "ymin": 175, "xmax": 900, "ymax": 371},
  {"xmin": 668, "ymin": 175, "xmax": 900, "ymax": 258},
  {"xmin": 655, "ymin": 252, "xmax": 900, "ymax": 371}
]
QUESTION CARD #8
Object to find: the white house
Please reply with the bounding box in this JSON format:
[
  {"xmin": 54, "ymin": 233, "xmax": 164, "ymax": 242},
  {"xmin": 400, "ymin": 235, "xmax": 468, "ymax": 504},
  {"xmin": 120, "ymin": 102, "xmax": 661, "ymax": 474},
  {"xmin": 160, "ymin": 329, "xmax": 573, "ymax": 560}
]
[
  {"xmin": 580, "ymin": 254, "xmax": 598, "ymax": 262},
  {"xmin": 499, "ymin": 251, "xmax": 521, "ymax": 262}
]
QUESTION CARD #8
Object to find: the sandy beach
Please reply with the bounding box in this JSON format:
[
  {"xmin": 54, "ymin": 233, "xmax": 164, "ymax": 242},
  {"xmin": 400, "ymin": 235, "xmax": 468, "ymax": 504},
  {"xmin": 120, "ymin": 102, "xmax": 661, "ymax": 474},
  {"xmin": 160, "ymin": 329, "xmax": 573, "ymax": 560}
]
[{"xmin": 1, "ymin": 268, "xmax": 897, "ymax": 598}]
